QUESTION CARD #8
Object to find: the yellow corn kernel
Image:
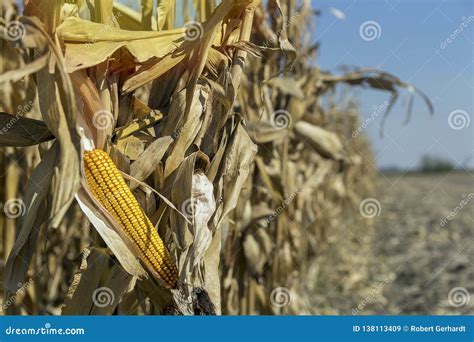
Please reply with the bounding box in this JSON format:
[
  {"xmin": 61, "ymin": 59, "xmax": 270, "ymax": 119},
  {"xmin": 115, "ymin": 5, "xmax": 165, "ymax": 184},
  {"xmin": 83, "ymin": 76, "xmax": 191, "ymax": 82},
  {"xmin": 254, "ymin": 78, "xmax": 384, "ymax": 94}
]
[{"xmin": 83, "ymin": 149, "xmax": 178, "ymax": 288}]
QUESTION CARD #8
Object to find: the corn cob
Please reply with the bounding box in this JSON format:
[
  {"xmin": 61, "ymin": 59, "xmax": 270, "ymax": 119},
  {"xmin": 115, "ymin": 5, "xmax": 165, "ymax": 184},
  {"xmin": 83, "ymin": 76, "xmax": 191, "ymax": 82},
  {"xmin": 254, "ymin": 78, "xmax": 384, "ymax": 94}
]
[{"xmin": 83, "ymin": 149, "xmax": 178, "ymax": 288}]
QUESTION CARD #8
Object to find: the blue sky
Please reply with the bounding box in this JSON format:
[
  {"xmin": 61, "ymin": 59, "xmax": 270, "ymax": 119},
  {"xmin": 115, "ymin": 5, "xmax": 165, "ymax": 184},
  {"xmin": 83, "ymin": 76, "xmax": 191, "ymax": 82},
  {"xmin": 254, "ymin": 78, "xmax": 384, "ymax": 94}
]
[{"xmin": 312, "ymin": 0, "xmax": 473, "ymax": 169}]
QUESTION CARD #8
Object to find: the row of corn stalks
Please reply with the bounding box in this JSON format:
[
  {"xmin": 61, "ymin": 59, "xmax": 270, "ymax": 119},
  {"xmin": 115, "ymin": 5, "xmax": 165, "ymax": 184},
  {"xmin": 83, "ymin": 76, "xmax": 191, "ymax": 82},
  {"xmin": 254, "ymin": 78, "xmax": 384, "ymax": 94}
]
[{"xmin": 0, "ymin": 0, "xmax": 431, "ymax": 315}]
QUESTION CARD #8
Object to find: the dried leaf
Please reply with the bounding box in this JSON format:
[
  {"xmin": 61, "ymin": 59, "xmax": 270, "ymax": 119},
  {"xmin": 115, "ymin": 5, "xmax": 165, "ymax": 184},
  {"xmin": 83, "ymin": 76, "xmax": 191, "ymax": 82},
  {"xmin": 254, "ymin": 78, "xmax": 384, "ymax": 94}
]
[
  {"xmin": 62, "ymin": 248, "xmax": 134, "ymax": 315},
  {"xmin": 0, "ymin": 113, "xmax": 54, "ymax": 147},
  {"xmin": 75, "ymin": 185, "xmax": 148, "ymax": 279},
  {"xmin": 129, "ymin": 136, "xmax": 174, "ymax": 189},
  {"xmin": 4, "ymin": 144, "xmax": 58, "ymax": 293},
  {"xmin": 294, "ymin": 121, "xmax": 343, "ymax": 159},
  {"xmin": 57, "ymin": 17, "xmax": 184, "ymax": 71}
]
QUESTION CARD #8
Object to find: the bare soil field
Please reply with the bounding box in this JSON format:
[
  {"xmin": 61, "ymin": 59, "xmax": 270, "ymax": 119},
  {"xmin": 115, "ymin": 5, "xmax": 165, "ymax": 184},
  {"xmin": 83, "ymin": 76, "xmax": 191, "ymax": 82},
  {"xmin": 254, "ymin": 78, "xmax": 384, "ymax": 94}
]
[
  {"xmin": 308, "ymin": 172, "xmax": 473, "ymax": 315},
  {"xmin": 370, "ymin": 171, "xmax": 473, "ymax": 314}
]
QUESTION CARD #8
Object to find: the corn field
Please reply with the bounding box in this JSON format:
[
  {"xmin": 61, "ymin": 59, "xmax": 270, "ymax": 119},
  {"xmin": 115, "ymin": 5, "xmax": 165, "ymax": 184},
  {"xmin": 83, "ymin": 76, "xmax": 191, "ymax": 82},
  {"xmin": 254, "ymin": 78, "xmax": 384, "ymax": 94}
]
[{"xmin": 0, "ymin": 0, "xmax": 432, "ymax": 315}]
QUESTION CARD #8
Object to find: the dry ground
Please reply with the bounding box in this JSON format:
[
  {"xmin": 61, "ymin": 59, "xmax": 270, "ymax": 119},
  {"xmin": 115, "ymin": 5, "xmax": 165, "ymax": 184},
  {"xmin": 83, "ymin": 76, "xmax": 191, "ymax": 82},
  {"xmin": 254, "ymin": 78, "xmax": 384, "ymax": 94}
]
[
  {"xmin": 370, "ymin": 171, "xmax": 473, "ymax": 314},
  {"xmin": 307, "ymin": 171, "xmax": 473, "ymax": 315}
]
